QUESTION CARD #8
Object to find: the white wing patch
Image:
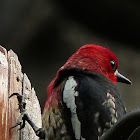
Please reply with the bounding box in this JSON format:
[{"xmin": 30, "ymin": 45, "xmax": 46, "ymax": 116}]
[
  {"xmin": 63, "ymin": 76, "xmax": 79, "ymax": 112},
  {"xmin": 63, "ymin": 76, "xmax": 83, "ymax": 140}
]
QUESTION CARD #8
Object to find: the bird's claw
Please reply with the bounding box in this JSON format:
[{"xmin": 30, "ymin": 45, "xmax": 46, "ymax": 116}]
[
  {"xmin": 9, "ymin": 93, "xmax": 26, "ymax": 113},
  {"xmin": 10, "ymin": 122, "xmax": 21, "ymax": 130},
  {"xmin": 9, "ymin": 93, "xmax": 46, "ymax": 139},
  {"xmin": 9, "ymin": 93, "xmax": 26, "ymax": 131}
]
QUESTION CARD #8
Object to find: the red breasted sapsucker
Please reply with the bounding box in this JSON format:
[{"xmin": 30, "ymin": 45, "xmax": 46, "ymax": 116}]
[
  {"xmin": 10, "ymin": 44, "xmax": 132, "ymax": 140},
  {"xmin": 42, "ymin": 44, "xmax": 131, "ymax": 140}
]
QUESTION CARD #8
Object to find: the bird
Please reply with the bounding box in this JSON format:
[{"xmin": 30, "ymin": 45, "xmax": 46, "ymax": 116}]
[{"xmin": 41, "ymin": 44, "xmax": 132, "ymax": 140}]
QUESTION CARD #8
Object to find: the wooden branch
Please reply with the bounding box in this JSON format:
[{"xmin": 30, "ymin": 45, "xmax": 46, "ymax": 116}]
[{"xmin": 0, "ymin": 46, "xmax": 42, "ymax": 140}]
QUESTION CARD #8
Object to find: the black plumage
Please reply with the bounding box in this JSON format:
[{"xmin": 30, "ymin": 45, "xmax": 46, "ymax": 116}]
[{"xmin": 54, "ymin": 68, "xmax": 126, "ymax": 140}]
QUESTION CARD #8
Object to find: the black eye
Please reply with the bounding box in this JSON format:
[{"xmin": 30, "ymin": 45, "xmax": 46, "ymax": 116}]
[{"xmin": 110, "ymin": 60, "xmax": 117, "ymax": 71}]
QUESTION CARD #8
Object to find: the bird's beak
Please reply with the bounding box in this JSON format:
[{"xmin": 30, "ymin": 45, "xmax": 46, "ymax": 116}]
[{"xmin": 116, "ymin": 71, "xmax": 132, "ymax": 85}]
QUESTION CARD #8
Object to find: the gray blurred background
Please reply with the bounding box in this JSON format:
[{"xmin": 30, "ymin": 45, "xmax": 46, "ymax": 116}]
[{"xmin": 0, "ymin": 0, "xmax": 140, "ymax": 112}]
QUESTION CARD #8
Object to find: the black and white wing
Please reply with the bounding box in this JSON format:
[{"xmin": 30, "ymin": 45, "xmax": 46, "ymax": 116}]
[{"xmin": 61, "ymin": 70, "xmax": 126, "ymax": 140}]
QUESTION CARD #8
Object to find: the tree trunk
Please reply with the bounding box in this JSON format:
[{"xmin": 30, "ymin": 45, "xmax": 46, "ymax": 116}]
[{"xmin": 0, "ymin": 46, "xmax": 42, "ymax": 140}]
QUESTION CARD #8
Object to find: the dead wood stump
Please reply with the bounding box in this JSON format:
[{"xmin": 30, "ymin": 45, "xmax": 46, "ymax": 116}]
[{"xmin": 0, "ymin": 46, "xmax": 42, "ymax": 140}]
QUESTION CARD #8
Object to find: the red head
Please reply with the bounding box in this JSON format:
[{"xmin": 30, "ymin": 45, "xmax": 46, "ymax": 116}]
[
  {"xmin": 45, "ymin": 44, "xmax": 131, "ymax": 109},
  {"xmin": 60, "ymin": 44, "xmax": 131, "ymax": 85}
]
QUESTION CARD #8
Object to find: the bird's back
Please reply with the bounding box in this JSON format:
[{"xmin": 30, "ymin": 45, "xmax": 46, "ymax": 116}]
[{"xmin": 42, "ymin": 68, "xmax": 126, "ymax": 140}]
